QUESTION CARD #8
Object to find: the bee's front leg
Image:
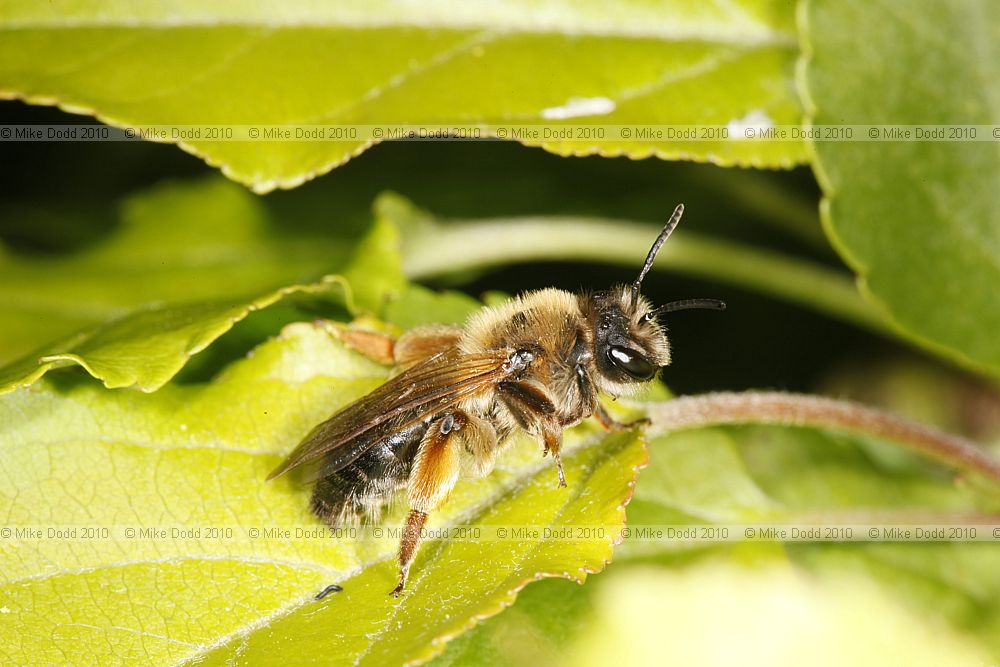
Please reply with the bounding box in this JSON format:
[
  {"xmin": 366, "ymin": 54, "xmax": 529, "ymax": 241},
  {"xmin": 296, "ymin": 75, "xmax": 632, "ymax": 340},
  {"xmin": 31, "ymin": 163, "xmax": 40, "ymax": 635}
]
[
  {"xmin": 393, "ymin": 411, "xmax": 466, "ymax": 596},
  {"xmin": 593, "ymin": 402, "xmax": 650, "ymax": 431},
  {"xmin": 575, "ymin": 363, "xmax": 649, "ymax": 432}
]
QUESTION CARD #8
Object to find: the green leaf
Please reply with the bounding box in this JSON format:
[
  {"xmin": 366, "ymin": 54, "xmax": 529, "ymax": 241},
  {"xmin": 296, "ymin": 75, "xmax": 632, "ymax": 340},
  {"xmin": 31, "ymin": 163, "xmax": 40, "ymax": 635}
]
[
  {"xmin": 382, "ymin": 284, "xmax": 483, "ymax": 330},
  {"xmin": 800, "ymin": 0, "xmax": 1000, "ymax": 377},
  {"xmin": 0, "ymin": 277, "xmax": 345, "ymax": 394},
  {"xmin": 0, "ymin": 0, "xmax": 805, "ymax": 192},
  {"xmin": 0, "ymin": 177, "xmax": 341, "ymax": 365},
  {"xmin": 432, "ymin": 424, "xmax": 1000, "ymax": 664},
  {"xmin": 0, "ymin": 323, "xmax": 647, "ymax": 666},
  {"xmin": 0, "ymin": 177, "xmax": 407, "ymax": 394},
  {"xmin": 338, "ymin": 213, "xmax": 407, "ymax": 314}
]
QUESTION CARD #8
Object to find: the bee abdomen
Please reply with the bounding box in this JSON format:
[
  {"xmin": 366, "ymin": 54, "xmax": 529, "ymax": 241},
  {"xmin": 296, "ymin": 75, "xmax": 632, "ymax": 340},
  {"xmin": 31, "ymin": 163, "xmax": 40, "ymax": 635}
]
[
  {"xmin": 310, "ymin": 420, "xmax": 429, "ymax": 526},
  {"xmin": 310, "ymin": 473, "xmax": 360, "ymax": 526}
]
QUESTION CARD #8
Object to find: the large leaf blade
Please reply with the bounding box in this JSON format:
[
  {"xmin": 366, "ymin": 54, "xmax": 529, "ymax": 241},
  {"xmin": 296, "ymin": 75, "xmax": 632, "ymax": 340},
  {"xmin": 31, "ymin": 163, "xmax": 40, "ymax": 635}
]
[
  {"xmin": 800, "ymin": 0, "xmax": 1000, "ymax": 377},
  {"xmin": 0, "ymin": 177, "xmax": 343, "ymax": 366},
  {"xmin": 0, "ymin": 177, "xmax": 405, "ymax": 394},
  {"xmin": 0, "ymin": 323, "xmax": 646, "ymax": 666},
  {"xmin": 0, "ymin": 0, "xmax": 805, "ymax": 191}
]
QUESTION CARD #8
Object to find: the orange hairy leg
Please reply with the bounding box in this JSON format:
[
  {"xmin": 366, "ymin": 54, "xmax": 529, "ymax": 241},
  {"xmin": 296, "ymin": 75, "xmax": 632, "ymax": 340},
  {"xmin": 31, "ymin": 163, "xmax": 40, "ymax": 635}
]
[{"xmin": 393, "ymin": 409, "xmax": 468, "ymax": 596}]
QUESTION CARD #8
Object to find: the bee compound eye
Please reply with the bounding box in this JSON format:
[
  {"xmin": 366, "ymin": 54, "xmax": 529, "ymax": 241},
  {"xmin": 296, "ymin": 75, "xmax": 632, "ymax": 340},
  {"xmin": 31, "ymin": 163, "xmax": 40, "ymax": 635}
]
[{"xmin": 607, "ymin": 345, "xmax": 656, "ymax": 380}]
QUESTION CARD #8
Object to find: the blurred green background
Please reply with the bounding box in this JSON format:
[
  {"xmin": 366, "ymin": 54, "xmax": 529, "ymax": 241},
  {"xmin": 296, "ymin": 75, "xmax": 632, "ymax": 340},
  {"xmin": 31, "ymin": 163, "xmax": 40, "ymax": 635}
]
[{"xmin": 0, "ymin": 101, "xmax": 907, "ymax": 395}]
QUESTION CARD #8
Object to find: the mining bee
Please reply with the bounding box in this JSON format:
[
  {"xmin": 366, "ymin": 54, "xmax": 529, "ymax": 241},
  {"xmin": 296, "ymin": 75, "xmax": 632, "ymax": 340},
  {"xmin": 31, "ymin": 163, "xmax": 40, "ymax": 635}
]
[{"xmin": 268, "ymin": 204, "xmax": 724, "ymax": 596}]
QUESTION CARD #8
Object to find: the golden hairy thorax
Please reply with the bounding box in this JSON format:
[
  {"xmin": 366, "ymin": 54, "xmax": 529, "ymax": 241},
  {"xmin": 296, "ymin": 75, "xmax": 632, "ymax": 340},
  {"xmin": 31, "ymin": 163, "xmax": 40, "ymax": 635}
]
[
  {"xmin": 458, "ymin": 288, "xmax": 590, "ymax": 422},
  {"xmin": 461, "ymin": 288, "xmax": 587, "ymax": 357}
]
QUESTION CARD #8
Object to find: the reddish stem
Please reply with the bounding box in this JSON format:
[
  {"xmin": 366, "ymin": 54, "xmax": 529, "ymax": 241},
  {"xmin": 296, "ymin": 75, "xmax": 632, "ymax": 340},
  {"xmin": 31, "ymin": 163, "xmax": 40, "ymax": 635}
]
[{"xmin": 647, "ymin": 392, "xmax": 1000, "ymax": 484}]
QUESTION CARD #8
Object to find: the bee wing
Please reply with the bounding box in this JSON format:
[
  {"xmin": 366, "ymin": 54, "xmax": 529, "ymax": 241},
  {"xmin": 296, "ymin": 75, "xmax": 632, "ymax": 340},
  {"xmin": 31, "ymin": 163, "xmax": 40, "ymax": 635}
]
[{"xmin": 266, "ymin": 349, "xmax": 512, "ymax": 481}]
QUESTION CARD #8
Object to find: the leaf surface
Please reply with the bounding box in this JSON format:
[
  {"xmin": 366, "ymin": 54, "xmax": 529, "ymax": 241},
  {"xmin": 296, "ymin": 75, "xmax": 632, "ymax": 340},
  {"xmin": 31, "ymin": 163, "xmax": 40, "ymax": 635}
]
[
  {"xmin": 431, "ymin": 425, "xmax": 1000, "ymax": 665},
  {"xmin": 0, "ymin": 324, "xmax": 646, "ymax": 666},
  {"xmin": 800, "ymin": 0, "xmax": 1000, "ymax": 376},
  {"xmin": 0, "ymin": 0, "xmax": 806, "ymax": 191},
  {"xmin": 0, "ymin": 177, "xmax": 404, "ymax": 394}
]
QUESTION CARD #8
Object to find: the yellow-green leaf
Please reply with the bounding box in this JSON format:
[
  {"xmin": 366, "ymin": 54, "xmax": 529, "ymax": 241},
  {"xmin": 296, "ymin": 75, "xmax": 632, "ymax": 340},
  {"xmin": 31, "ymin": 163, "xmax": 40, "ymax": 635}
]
[
  {"xmin": 0, "ymin": 178, "xmax": 342, "ymax": 365},
  {"xmin": 0, "ymin": 323, "xmax": 646, "ymax": 666},
  {"xmin": 0, "ymin": 0, "xmax": 806, "ymax": 192},
  {"xmin": 0, "ymin": 276, "xmax": 345, "ymax": 394},
  {"xmin": 432, "ymin": 424, "xmax": 1000, "ymax": 664},
  {"xmin": 0, "ymin": 177, "xmax": 406, "ymax": 394}
]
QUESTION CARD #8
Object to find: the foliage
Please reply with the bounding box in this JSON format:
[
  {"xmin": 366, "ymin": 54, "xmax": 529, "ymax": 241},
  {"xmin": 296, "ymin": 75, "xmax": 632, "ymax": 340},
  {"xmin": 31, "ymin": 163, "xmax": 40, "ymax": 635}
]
[
  {"xmin": 433, "ymin": 428, "xmax": 1000, "ymax": 666},
  {"xmin": 0, "ymin": 0, "xmax": 997, "ymax": 665},
  {"xmin": 801, "ymin": 0, "xmax": 1000, "ymax": 377},
  {"xmin": 0, "ymin": 0, "xmax": 804, "ymax": 191},
  {"xmin": 0, "ymin": 323, "xmax": 646, "ymax": 665}
]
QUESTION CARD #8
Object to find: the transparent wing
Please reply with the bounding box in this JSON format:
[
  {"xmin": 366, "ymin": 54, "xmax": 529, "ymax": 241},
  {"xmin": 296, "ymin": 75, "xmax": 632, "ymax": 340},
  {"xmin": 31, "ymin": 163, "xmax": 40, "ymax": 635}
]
[{"xmin": 266, "ymin": 349, "xmax": 511, "ymax": 480}]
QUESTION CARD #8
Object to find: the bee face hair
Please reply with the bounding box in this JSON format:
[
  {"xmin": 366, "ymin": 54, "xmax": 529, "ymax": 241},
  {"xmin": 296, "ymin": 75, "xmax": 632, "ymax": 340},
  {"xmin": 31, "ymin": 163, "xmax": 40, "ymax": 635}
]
[{"xmin": 586, "ymin": 287, "xmax": 671, "ymax": 393}]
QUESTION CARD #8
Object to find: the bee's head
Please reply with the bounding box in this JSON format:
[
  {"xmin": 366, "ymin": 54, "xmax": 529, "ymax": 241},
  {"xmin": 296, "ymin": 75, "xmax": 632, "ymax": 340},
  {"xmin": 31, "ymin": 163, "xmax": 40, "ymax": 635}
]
[
  {"xmin": 585, "ymin": 204, "xmax": 725, "ymax": 394},
  {"xmin": 588, "ymin": 288, "xmax": 670, "ymax": 390}
]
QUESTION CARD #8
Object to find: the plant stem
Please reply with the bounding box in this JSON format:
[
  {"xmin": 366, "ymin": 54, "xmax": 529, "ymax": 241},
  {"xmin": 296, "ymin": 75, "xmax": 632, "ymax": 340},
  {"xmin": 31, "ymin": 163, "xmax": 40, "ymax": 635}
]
[
  {"xmin": 700, "ymin": 169, "xmax": 830, "ymax": 250},
  {"xmin": 402, "ymin": 217, "xmax": 886, "ymax": 336},
  {"xmin": 646, "ymin": 391, "xmax": 1000, "ymax": 484}
]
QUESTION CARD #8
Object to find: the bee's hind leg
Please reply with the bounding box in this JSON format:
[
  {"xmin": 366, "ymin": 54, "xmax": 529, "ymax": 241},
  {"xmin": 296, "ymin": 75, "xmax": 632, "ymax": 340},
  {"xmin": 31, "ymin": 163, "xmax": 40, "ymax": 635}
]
[
  {"xmin": 317, "ymin": 324, "xmax": 396, "ymax": 365},
  {"xmin": 393, "ymin": 411, "xmax": 469, "ymax": 596},
  {"xmin": 393, "ymin": 508, "xmax": 429, "ymax": 597},
  {"xmin": 393, "ymin": 326, "xmax": 464, "ymax": 369},
  {"xmin": 314, "ymin": 323, "xmax": 463, "ymax": 368}
]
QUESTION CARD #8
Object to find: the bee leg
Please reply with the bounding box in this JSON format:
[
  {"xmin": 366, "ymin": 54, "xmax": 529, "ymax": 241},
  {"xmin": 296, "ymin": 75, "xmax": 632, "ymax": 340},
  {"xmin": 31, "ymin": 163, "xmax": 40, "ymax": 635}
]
[
  {"xmin": 330, "ymin": 326, "xmax": 396, "ymax": 365},
  {"xmin": 543, "ymin": 420, "xmax": 567, "ymax": 488},
  {"xmin": 317, "ymin": 323, "xmax": 463, "ymax": 367},
  {"xmin": 497, "ymin": 381, "xmax": 565, "ymax": 488},
  {"xmin": 593, "ymin": 402, "xmax": 650, "ymax": 431},
  {"xmin": 393, "ymin": 509, "xmax": 428, "ymax": 597},
  {"xmin": 393, "ymin": 411, "xmax": 466, "ymax": 596},
  {"xmin": 459, "ymin": 412, "xmax": 500, "ymax": 478},
  {"xmin": 574, "ymin": 363, "xmax": 649, "ymax": 431}
]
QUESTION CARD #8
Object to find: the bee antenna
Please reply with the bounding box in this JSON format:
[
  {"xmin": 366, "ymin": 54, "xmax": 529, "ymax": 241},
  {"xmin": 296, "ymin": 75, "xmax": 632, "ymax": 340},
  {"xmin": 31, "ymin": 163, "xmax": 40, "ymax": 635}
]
[
  {"xmin": 631, "ymin": 203, "xmax": 684, "ymax": 308},
  {"xmin": 644, "ymin": 298, "xmax": 727, "ymax": 321}
]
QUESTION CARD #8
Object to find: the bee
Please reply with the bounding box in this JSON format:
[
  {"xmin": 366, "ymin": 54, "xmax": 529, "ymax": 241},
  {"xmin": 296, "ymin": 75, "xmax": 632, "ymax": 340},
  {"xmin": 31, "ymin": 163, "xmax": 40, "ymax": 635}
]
[{"xmin": 268, "ymin": 204, "xmax": 724, "ymax": 596}]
